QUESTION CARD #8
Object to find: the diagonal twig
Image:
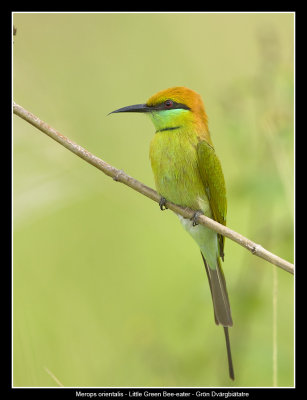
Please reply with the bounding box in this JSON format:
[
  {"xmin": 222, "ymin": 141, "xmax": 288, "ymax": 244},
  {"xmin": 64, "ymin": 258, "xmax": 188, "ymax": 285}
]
[{"xmin": 13, "ymin": 102, "xmax": 294, "ymax": 275}]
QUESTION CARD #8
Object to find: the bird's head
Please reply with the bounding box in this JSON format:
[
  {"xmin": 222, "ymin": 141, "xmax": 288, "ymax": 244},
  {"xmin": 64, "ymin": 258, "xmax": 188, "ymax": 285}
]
[{"xmin": 110, "ymin": 86, "xmax": 210, "ymax": 138}]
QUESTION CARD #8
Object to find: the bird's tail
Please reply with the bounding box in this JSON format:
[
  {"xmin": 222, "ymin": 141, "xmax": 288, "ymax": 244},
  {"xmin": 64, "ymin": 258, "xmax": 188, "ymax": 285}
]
[
  {"xmin": 201, "ymin": 253, "xmax": 234, "ymax": 380},
  {"xmin": 201, "ymin": 253, "xmax": 233, "ymax": 327}
]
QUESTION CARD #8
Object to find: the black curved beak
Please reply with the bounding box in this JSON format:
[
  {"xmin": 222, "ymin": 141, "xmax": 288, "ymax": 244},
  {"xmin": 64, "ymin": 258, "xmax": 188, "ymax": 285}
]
[{"xmin": 109, "ymin": 104, "xmax": 153, "ymax": 115}]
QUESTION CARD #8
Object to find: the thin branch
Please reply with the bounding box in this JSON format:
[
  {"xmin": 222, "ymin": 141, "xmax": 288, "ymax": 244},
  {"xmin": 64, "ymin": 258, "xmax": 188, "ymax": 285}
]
[{"xmin": 13, "ymin": 102, "xmax": 294, "ymax": 275}]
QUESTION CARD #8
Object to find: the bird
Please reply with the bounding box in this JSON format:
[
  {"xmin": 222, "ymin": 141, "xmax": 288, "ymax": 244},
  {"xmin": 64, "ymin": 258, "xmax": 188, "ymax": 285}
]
[{"xmin": 110, "ymin": 86, "xmax": 234, "ymax": 380}]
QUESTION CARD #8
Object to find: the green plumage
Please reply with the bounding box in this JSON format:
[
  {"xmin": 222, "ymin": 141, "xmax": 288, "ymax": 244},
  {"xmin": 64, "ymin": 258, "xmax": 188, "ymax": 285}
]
[
  {"xmin": 150, "ymin": 125, "xmax": 232, "ymax": 319},
  {"xmin": 197, "ymin": 140, "xmax": 227, "ymax": 260},
  {"xmin": 149, "ymin": 130, "xmax": 227, "ymax": 231},
  {"xmin": 150, "ymin": 129, "xmax": 208, "ymax": 211}
]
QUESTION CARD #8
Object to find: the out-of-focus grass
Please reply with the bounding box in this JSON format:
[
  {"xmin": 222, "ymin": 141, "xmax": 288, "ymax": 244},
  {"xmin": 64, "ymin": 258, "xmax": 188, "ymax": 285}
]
[{"xmin": 13, "ymin": 13, "xmax": 294, "ymax": 387}]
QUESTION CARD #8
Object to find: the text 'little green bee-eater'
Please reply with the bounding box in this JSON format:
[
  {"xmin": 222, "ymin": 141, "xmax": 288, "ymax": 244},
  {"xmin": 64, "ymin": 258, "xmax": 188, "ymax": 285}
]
[{"xmin": 110, "ymin": 86, "xmax": 234, "ymax": 380}]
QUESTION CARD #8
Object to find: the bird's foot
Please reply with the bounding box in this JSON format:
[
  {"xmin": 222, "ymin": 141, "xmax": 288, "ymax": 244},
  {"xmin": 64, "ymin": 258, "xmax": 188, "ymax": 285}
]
[
  {"xmin": 159, "ymin": 197, "xmax": 168, "ymax": 211},
  {"xmin": 191, "ymin": 210, "xmax": 203, "ymax": 226}
]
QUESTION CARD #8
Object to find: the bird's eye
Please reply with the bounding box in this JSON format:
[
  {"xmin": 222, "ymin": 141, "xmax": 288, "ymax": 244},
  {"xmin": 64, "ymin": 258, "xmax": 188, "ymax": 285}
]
[{"xmin": 164, "ymin": 99, "xmax": 173, "ymax": 109}]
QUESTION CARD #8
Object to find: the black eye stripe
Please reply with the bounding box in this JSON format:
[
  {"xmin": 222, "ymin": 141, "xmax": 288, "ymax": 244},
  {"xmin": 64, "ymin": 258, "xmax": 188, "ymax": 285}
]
[{"xmin": 147, "ymin": 101, "xmax": 190, "ymax": 111}]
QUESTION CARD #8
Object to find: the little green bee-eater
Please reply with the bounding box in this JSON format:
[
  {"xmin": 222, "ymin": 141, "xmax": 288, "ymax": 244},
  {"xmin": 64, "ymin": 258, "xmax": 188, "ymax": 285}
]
[{"xmin": 110, "ymin": 86, "xmax": 234, "ymax": 380}]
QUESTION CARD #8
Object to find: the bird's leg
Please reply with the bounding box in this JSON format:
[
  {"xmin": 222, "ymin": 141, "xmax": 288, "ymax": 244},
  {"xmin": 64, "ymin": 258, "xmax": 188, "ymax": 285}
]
[
  {"xmin": 159, "ymin": 197, "xmax": 168, "ymax": 211},
  {"xmin": 191, "ymin": 210, "xmax": 203, "ymax": 226}
]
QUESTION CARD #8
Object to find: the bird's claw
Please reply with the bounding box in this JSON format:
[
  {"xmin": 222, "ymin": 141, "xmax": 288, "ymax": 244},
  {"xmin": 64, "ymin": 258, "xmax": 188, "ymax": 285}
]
[
  {"xmin": 191, "ymin": 211, "xmax": 203, "ymax": 226},
  {"xmin": 159, "ymin": 197, "xmax": 168, "ymax": 211}
]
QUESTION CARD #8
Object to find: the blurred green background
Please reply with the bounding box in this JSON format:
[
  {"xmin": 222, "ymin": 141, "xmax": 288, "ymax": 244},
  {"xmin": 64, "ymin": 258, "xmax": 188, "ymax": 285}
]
[{"xmin": 13, "ymin": 13, "xmax": 294, "ymax": 388}]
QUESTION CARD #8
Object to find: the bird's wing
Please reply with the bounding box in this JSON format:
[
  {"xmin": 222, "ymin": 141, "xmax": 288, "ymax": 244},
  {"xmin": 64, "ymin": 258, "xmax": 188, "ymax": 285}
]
[{"xmin": 197, "ymin": 140, "xmax": 227, "ymax": 259}]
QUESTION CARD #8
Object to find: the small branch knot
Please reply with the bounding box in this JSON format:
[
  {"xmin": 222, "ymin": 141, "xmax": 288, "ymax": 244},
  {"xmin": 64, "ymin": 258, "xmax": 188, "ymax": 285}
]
[
  {"xmin": 251, "ymin": 244, "xmax": 262, "ymax": 255},
  {"xmin": 251, "ymin": 246, "xmax": 257, "ymax": 254},
  {"xmin": 113, "ymin": 169, "xmax": 125, "ymax": 182}
]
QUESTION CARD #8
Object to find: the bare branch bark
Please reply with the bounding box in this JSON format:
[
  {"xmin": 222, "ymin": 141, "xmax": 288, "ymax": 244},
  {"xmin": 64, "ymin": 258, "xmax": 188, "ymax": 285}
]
[{"xmin": 13, "ymin": 102, "xmax": 294, "ymax": 275}]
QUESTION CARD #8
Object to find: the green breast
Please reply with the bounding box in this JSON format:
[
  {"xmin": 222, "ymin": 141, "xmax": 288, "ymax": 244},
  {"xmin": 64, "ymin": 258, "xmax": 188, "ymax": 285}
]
[{"xmin": 149, "ymin": 129, "xmax": 210, "ymax": 214}]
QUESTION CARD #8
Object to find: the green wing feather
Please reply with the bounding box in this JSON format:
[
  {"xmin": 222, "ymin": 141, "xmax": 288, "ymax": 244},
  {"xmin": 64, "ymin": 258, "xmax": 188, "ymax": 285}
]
[{"xmin": 197, "ymin": 140, "xmax": 227, "ymax": 259}]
